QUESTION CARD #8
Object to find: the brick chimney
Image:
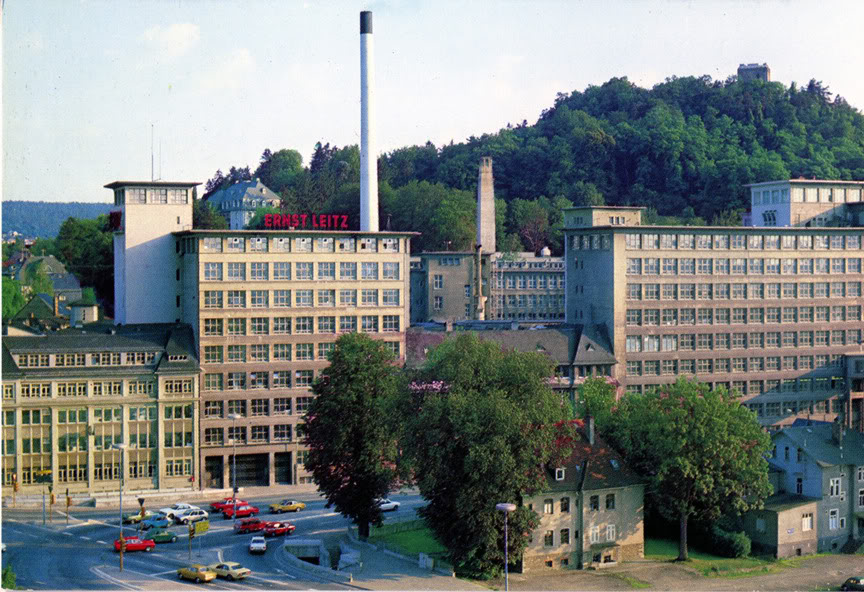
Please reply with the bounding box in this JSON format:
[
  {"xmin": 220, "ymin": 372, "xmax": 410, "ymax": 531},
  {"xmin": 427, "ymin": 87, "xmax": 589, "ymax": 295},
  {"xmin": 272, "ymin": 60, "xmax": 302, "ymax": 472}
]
[{"xmin": 53, "ymin": 294, "xmax": 60, "ymax": 316}]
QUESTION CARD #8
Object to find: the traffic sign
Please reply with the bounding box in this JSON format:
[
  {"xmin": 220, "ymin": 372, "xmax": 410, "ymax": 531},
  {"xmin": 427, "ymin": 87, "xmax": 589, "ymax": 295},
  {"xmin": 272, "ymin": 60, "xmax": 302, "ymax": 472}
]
[{"xmin": 194, "ymin": 520, "xmax": 210, "ymax": 535}]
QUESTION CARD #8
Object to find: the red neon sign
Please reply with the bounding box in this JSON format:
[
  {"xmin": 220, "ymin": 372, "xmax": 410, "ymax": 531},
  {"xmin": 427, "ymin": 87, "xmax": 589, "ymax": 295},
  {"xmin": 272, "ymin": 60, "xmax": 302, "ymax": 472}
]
[{"xmin": 264, "ymin": 213, "xmax": 349, "ymax": 230}]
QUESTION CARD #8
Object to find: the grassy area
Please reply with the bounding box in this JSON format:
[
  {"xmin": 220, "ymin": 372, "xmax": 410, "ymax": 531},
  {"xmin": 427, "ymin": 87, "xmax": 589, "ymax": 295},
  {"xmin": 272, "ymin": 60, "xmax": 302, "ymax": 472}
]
[
  {"xmin": 369, "ymin": 525, "xmax": 447, "ymax": 557},
  {"xmin": 607, "ymin": 573, "xmax": 653, "ymax": 589},
  {"xmin": 645, "ymin": 538, "xmax": 833, "ymax": 579}
]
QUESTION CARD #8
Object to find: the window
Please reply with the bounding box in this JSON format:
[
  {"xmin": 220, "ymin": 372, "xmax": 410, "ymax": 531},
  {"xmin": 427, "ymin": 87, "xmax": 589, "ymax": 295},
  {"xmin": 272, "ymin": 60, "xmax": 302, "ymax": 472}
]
[
  {"xmin": 361, "ymin": 289, "xmax": 378, "ymax": 306},
  {"xmin": 273, "ymin": 425, "xmax": 292, "ymax": 442},
  {"xmin": 383, "ymin": 262, "xmax": 400, "ymax": 280},
  {"xmin": 227, "ymin": 372, "xmax": 246, "ymax": 390},
  {"xmin": 273, "ymin": 261, "xmax": 291, "ymax": 280},
  {"xmin": 204, "ymin": 263, "xmax": 222, "ymax": 281},
  {"xmin": 228, "ymin": 426, "xmax": 246, "ymax": 444},
  {"xmin": 382, "ymin": 315, "xmax": 400, "ymax": 332},
  {"xmin": 272, "ymin": 371, "xmax": 291, "ymax": 388},
  {"xmin": 361, "ymin": 262, "xmax": 378, "ymax": 280},
  {"xmin": 296, "ymin": 289, "xmax": 313, "ymax": 307},
  {"xmin": 606, "ymin": 524, "xmax": 616, "ymax": 541},
  {"xmin": 361, "ymin": 315, "xmax": 378, "ymax": 333},
  {"xmin": 829, "ymin": 509, "xmax": 839, "ymax": 530},
  {"xmin": 204, "ymin": 346, "xmax": 223, "ymax": 364},
  {"xmin": 273, "ymin": 398, "xmax": 292, "ymax": 415},
  {"xmin": 317, "ymin": 316, "xmax": 336, "ymax": 334},
  {"xmin": 295, "ymin": 262, "xmax": 313, "ymax": 280},
  {"xmin": 295, "ymin": 317, "xmax": 313, "ymax": 334},
  {"xmin": 318, "ymin": 262, "xmax": 336, "ymax": 280},
  {"xmin": 296, "ymin": 343, "xmax": 314, "ymax": 361},
  {"xmin": 590, "ymin": 495, "xmax": 599, "ymax": 511},
  {"xmin": 606, "ymin": 493, "xmax": 616, "ymax": 510},
  {"xmin": 250, "ymin": 236, "xmax": 267, "ymax": 252},
  {"xmin": 227, "ymin": 262, "xmax": 245, "ymax": 281},
  {"xmin": 544, "ymin": 498, "xmax": 553, "ymax": 514},
  {"xmin": 544, "ymin": 530, "xmax": 554, "ymax": 547},
  {"xmin": 560, "ymin": 528, "xmax": 570, "ymax": 545},
  {"xmin": 250, "ymin": 372, "xmax": 268, "ymax": 389},
  {"xmin": 203, "ymin": 374, "xmax": 223, "ymax": 391},
  {"xmin": 802, "ymin": 513, "xmax": 813, "ymax": 532},
  {"xmin": 340, "ymin": 262, "xmax": 357, "ymax": 280},
  {"xmin": 295, "ymin": 370, "xmax": 314, "ymax": 388},
  {"xmin": 203, "ymin": 318, "xmax": 223, "ymax": 336},
  {"xmin": 560, "ymin": 497, "xmax": 570, "ymax": 512},
  {"xmin": 830, "ymin": 478, "xmax": 841, "ymax": 496},
  {"xmin": 204, "ymin": 401, "xmax": 223, "ymax": 418},
  {"xmin": 590, "ymin": 526, "xmax": 600, "ymax": 543},
  {"xmin": 227, "ymin": 290, "xmax": 245, "ymax": 308},
  {"xmin": 250, "ymin": 290, "xmax": 268, "ymax": 308},
  {"xmin": 204, "ymin": 428, "xmax": 224, "ymax": 445},
  {"xmin": 318, "ymin": 289, "xmax": 336, "ymax": 307},
  {"xmin": 295, "ymin": 396, "xmax": 313, "ymax": 412},
  {"xmin": 382, "ymin": 289, "xmax": 400, "ymax": 306},
  {"xmin": 340, "ymin": 316, "xmax": 357, "ymax": 332}
]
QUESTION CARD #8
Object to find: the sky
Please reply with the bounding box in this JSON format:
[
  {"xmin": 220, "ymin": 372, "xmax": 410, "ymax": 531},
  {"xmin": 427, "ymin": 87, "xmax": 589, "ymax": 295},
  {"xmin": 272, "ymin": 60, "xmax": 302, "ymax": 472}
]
[{"xmin": 3, "ymin": 0, "xmax": 864, "ymax": 204}]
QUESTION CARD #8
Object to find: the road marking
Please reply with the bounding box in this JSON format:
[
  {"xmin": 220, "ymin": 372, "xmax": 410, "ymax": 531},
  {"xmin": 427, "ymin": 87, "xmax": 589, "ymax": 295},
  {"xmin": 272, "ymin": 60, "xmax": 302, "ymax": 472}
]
[
  {"xmin": 63, "ymin": 532, "xmax": 73, "ymax": 536},
  {"xmin": 90, "ymin": 566, "xmax": 140, "ymax": 591},
  {"xmin": 282, "ymin": 512, "xmax": 339, "ymax": 522},
  {"xmin": 80, "ymin": 536, "xmax": 91, "ymax": 540},
  {"xmin": 97, "ymin": 540, "xmax": 107, "ymax": 544},
  {"xmin": 151, "ymin": 569, "xmax": 178, "ymax": 576}
]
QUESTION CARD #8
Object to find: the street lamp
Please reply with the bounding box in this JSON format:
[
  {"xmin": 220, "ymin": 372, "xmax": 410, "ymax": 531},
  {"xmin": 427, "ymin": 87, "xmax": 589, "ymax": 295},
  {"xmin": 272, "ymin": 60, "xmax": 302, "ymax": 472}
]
[
  {"xmin": 112, "ymin": 442, "xmax": 127, "ymax": 572},
  {"xmin": 496, "ymin": 503, "xmax": 517, "ymax": 592},
  {"xmin": 228, "ymin": 413, "xmax": 241, "ymax": 525}
]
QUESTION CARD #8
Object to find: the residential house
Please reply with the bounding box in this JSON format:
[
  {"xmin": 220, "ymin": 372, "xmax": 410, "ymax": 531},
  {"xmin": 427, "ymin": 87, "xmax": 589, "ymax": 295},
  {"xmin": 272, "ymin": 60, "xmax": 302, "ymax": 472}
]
[
  {"xmin": 203, "ymin": 179, "xmax": 281, "ymax": 230},
  {"xmin": 522, "ymin": 418, "xmax": 644, "ymax": 570},
  {"xmin": 758, "ymin": 423, "xmax": 864, "ymax": 553},
  {"xmin": 742, "ymin": 493, "xmax": 819, "ymax": 558}
]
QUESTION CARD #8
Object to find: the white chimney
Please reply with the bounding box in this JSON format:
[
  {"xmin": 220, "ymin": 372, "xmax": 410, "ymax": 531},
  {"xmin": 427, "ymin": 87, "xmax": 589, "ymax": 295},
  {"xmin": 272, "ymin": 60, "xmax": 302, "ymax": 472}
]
[
  {"xmin": 476, "ymin": 157, "xmax": 495, "ymax": 253},
  {"xmin": 360, "ymin": 11, "xmax": 379, "ymax": 232}
]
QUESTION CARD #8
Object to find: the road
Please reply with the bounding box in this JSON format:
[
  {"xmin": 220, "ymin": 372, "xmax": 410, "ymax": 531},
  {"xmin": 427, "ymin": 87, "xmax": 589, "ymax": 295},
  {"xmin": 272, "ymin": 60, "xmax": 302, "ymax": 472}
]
[{"xmin": 1, "ymin": 492, "xmax": 425, "ymax": 590}]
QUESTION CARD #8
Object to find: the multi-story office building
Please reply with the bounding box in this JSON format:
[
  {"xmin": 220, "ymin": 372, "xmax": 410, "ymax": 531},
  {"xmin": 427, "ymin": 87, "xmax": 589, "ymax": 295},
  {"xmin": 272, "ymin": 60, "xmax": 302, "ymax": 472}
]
[
  {"xmin": 410, "ymin": 252, "xmax": 565, "ymax": 324},
  {"xmin": 564, "ymin": 205, "xmax": 864, "ymax": 429},
  {"xmin": 176, "ymin": 229, "xmax": 412, "ymax": 488},
  {"xmin": 746, "ymin": 179, "xmax": 864, "ymax": 228},
  {"xmin": 2, "ymin": 323, "xmax": 199, "ymax": 496}
]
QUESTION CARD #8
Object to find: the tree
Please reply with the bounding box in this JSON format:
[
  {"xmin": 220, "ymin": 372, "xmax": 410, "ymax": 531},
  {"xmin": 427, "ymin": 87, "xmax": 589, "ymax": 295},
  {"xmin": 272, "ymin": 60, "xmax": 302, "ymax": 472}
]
[
  {"xmin": 2, "ymin": 276, "xmax": 26, "ymax": 319},
  {"xmin": 246, "ymin": 206, "xmax": 282, "ymax": 230},
  {"xmin": 607, "ymin": 378, "xmax": 772, "ymax": 561},
  {"xmin": 573, "ymin": 376, "xmax": 617, "ymax": 432},
  {"xmin": 2, "ymin": 565, "xmax": 15, "ymax": 590},
  {"xmin": 255, "ymin": 148, "xmax": 304, "ymax": 193},
  {"xmin": 300, "ymin": 333, "xmax": 401, "ymax": 539},
  {"xmin": 28, "ymin": 265, "xmax": 54, "ymax": 296},
  {"xmin": 401, "ymin": 334, "xmax": 574, "ymax": 578},
  {"xmin": 55, "ymin": 216, "xmax": 114, "ymax": 313},
  {"xmin": 193, "ymin": 199, "xmax": 228, "ymax": 230}
]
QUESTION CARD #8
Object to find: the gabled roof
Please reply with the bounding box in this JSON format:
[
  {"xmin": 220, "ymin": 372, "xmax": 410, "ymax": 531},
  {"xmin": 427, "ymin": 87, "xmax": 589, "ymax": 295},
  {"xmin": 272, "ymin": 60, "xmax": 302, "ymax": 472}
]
[
  {"xmin": 12, "ymin": 293, "xmax": 57, "ymax": 320},
  {"xmin": 205, "ymin": 180, "xmax": 281, "ymax": 210},
  {"xmin": 773, "ymin": 424, "xmax": 864, "ymax": 467},
  {"xmin": 544, "ymin": 420, "xmax": 643, "ymax": 493},
  {"xmin": 573, "ymin": 324, "xmax": 616, "ymax": 365},
  {"xmin": 49, "ymin": 273, "xmax": 81, "ymax": 291}
]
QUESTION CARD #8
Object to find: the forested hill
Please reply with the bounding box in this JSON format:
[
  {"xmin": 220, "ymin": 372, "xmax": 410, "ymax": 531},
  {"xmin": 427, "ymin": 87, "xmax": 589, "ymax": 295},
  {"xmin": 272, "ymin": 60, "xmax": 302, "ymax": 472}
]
[
  {"xmin": 380, "ymin": 76, "xmax": 864, "ymax": 223},
  {"xmin": 2, "ymin": 201, "xmax": 113, "ymax": 238}
]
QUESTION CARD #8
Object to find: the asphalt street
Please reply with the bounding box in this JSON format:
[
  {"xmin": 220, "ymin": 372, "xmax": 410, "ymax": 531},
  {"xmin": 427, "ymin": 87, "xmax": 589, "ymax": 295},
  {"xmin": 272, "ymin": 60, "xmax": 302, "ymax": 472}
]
[{"xmin": 1, "ymin": 491, "xmax": 425, "ymax": 590}]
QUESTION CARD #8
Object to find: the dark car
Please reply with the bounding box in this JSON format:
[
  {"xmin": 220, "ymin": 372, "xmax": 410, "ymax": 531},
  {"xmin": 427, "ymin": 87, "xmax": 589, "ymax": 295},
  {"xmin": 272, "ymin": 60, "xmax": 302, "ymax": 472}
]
[{"xmin": 842, "ymin": 577, "xmax": 864, "ymax": 591}]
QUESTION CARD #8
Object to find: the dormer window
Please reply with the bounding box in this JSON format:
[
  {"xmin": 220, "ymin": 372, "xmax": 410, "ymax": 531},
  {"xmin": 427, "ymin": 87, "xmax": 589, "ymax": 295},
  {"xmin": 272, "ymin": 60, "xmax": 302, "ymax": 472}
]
[
  {"xmin": 555, "ymin": 468, "xmax": 565, "ymax": 481},
  {"xmin": 610, "ymin": 459, "xmax": 620, "ymax": 470}
]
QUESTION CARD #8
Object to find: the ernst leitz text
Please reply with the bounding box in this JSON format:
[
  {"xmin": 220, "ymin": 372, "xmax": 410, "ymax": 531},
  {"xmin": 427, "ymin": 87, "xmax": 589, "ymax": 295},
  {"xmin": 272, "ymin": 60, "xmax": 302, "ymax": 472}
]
[{"xmin": 264, "ymin": 213, "xmax": 350, "ymax": 229}]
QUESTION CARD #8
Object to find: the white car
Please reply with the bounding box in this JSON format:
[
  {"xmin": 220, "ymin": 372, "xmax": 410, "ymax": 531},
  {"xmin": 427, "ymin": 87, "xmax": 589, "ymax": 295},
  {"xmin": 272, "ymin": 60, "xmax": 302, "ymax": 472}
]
[
  {"xmin": 248, "ymin": 536, "xmax": 267, "ymax": 554},
  {"xmin": 175, "ymin": 508, "xmax": 209, "ymax": 524},
  {"xmin": 159, "ymin": 503, "xmax": 200, "ymax": 520},
  {"xmin": 375, "ymin": 498, "xmax": 400, "ymax": 512}
]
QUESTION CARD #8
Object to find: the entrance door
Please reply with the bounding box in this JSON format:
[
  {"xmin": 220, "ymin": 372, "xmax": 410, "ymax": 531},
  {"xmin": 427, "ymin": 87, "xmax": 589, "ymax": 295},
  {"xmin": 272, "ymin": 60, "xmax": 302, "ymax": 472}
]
[{"xmin": 274, "ymin": 452, "xmax": 293, "ymax": 484}]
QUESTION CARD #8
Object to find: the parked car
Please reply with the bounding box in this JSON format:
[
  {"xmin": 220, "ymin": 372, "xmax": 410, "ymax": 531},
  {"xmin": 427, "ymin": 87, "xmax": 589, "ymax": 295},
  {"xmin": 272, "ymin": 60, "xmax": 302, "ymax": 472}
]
[
  {"xmin": 210, "ymin": 498, "xmax": 247, "ymax": 512},
  {"xmin": 140, "ymin": 515, "xmax": 173, "ymax": 530},
  {"xmin": 178, "ymin": 564, "xmax": 217, "ymax": 583},
  {"xmin": 113, "ymin": 536, "xmax": 155, "ymax": 553},
  {"xmin": 123, "ymin": 510, "xmax": 155, "ymax": 524},
  {"xmin": 269, "ymin": 499, "xmax": 306, "ymax": 513},
  {"xmin": 207, "ymin": 562, "xmax": 251, "ymax": 581},
  {"xmin": 375, "ymin": 498, "xmax": 400, "ymax": 512},
  {"xmin": 175, "ymin": 508, "xmax": 208, "ymax": 525},
  {"xmin": 159, "ymin": 503, "xmax": 200, "ymax": 520},
  {"xmin": 233, "ymin": 517, "xmax": 270, "ymax": 534},
  {"xmin": 143, "ymin": 528, "xmax": 178, "ymax": 544},
  {"xmin": 842, "ymin": 577, "xmax": 864, "ymax": 591},
  {"xmin": 263, "ymin": 521, "xmax": 295, "ymax": 537},
  {"xmin": 248, "ymin": 536, "xmax": 267, "ymax": 554},
  {"xmin": 223, "ymin": 505, "xmax": 259, "ymax": 519}
]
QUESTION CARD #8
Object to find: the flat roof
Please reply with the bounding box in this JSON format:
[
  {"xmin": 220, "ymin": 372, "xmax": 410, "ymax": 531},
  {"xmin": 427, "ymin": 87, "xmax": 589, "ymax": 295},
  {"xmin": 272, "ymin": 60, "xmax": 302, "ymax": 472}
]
[
  {"xmin": 104, "ymin": 181, "xmax": 201, "ymax": 189},
  {"xmin": 745, "ymin": 179, "xmax": 864, "ymax": 187},
  {"xmin": 566, "ymin": 225, "xmax": 864, "ymax": 232},
  {"xmin": 173, "ymin": 229, "xmax": 419, "ymax": 237},
  {"xmin": 563, "ymin": 205, "xmax": 646, "ymax": 210}
]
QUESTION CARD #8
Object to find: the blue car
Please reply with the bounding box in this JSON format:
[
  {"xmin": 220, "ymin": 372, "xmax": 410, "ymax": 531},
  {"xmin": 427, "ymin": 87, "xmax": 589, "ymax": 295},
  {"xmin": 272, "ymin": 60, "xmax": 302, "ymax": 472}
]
[{"xmin": 141, "ymin": 515, "xmax": 173, "ymax": 530}]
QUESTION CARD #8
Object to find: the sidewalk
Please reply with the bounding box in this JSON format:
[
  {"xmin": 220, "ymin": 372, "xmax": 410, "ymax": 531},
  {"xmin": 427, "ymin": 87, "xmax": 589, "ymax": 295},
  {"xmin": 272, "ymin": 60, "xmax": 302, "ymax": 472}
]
[{"xmin": 346, "ymin": 539, "xmax": 488, "ymax": 591}]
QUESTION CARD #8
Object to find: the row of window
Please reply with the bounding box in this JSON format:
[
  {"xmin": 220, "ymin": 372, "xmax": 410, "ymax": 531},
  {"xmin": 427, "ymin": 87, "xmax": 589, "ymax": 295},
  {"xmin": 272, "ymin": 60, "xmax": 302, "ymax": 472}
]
[
  {"xmin": 620, "ymin": 233, "xmax": 862, "ymax": 251},
  {"xmin": 625, "ymin": 355, "xmax": 845, "ymax": 377},
  {"xmin": 200, "ymin": 315, "xmax": 401, "ymax": 336},
  {"xmin": 5, "ymin": 379, "xmax": 192, "ymax": 401},
  {"xmin": 203, "ymin": 425, "xmax": 294, "ymax": 446},
  {"xmin": 202, "ymin": 342, "xmax": 338, "ymax": 364},
  {"xmin": 122, "ymin": 187, "xmax": 189, "ymax": 205},
  {"xmin": 15, "ymin": 351, "xmax": 159, "ymax": 368},
  {"xmin": 627, "ymin": 282, "xmax": 863, "ymax": 301},
  {"xmin": 625, "ymin": 306, "xmax": 863, "ymax": 329},
  {"xmin": 198, "ymin": 235, "xmax": 400, "ymax": 254},
  {"xmin": 202, "ymin": 261, "xmax": 401, "ymax": 282},
  {"xmin": 7, "ymin": 458, "xmax": 193, "ymax": 485},
  {"xmin": 202, "ymin": 396, "xmax": 312, "ymax": 418},
  {"xmin": 541, "ymin": 525, "xmax": 616, "ymax": 547},
  {"xmin": 494, "ymin": 274, "xmax": 565, "ymax": 290},
  {"xmin": 625, "ymin": 329, "xmax": 862, "ymax": 352},
  {"xmin": 625, "ymin": 256, "xmax": 864, "ymax": 276},
  {"xmin": 202, "ymin": 288, "xmax": 401, "ymax": 309}
]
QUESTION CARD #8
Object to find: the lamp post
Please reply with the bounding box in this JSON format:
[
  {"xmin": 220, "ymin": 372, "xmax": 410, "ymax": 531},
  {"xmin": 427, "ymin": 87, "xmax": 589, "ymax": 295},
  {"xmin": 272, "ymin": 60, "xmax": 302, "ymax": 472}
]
[
  {"xmin": 112, "ymin": 442, "xmax": 127, "ymax": 572},
  {"xmin": 496, "ymin": 503, "xmax": 517, "ymax": 592},
  {"xmin": 228, "ymin": 413, "xmax": 241, "ymax": 525}
]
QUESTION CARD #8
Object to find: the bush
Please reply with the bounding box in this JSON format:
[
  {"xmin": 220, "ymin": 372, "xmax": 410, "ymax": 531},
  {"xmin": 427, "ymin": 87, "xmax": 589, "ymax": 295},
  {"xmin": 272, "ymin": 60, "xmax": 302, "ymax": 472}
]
[{"xmin": 711, "ymin": 526, "xmax": 751, "ymax": 558}]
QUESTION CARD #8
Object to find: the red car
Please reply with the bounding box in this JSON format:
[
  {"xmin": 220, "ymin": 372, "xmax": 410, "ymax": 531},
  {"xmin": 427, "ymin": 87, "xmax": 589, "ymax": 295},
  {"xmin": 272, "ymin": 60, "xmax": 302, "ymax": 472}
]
[
  {"xmin": 210, "ymin": 498, "xmax": 248, "ymax": 512},
  {"xmin": 113, "ymin": 536, "xmax": 156, "ymax": 553},
  {"xmin": 233, "ymin": 518, "xmax": 270, "ymax": 534},
  {"xmin": 223, "ymin": 505, "xmax": 259, "ymax": 519},
  {"xmin": 263, "ymin": 521, "xmax": 295, "ymax": 537}
]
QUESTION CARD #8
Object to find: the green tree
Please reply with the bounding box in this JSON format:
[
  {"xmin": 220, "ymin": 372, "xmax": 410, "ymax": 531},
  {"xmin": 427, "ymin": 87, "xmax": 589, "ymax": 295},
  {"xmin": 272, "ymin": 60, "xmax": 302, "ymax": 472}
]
[
  {"xmin": 300, "ymin": 333, "xmax": 401, "ymax": 538},
  {"xmin": 573, "ymin": 377, "xmax": 617, "ymax": 432},
  {"xmin": 607, "ymin": 378, "xmax": 772, "ymax": 561},
  {"xmin": 2, "ymin": 276, "xmax": 26, "ymax": 319},
  {"xmin": 28, "ymin": 265, "xmax": 54, "ymax": 296},
  {"xmin": 29, "ymin": 237, "xmax": 58, "ymax": 258},
  {"xmin": 255, "ymin": 148, "xmax": 304, "ymax": 193},
  {"xmin": 246, "ymin": 206, "xmax": 282, "ymax": 230},
  {"xmin": 55, "ymin": 216, "xmax": 114, "ymax": 312},
  {"xmin": 2, "ymin": 237, "xmax": 25, "ymax": 261},
  {"xmin": 193, "ymin": 199, "xmax": 229, "ymax": 230},
  {"xmin": 401, "ymin": 334, "xmax": 574, "ymax": 578},
  {"xmin": 2, "ymin": 565, "xmax": 16, "ymax": 590}
]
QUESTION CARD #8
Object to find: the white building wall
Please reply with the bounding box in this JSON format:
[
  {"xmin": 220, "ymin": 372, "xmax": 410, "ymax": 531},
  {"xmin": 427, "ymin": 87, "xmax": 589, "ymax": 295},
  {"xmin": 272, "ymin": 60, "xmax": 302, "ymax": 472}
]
[{"xmin": 116, "ymin": 203, "xmax": 191, "ymax": 324}]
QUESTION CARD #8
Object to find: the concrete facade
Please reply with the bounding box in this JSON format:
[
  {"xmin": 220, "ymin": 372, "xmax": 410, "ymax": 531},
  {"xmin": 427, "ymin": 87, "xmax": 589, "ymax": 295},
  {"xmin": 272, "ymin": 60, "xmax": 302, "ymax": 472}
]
[
  {"xmin": 2, "ymin": 324, "xmax": 200, "ymax": 496},
  {"xmin": 563, "ymin": 206, "xmax": 864, "ymax": 428},
  {"xmin": 743, "ymin": 495, "xmax": 819, "ymax": 558},
  {"xmin": 107, "ymin": 181, "xmax": 197, "ymax": 325},
  {"xmin": 747, "ymin": 180, "xmax": 864, "ymax": 228},
  {"xmin": 175, "ymin": 230, "xmax": 412, "ymax": 489},
  {"xmin": 476, "ymin": 157, "xmax": 496, "ymax": 254}
]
